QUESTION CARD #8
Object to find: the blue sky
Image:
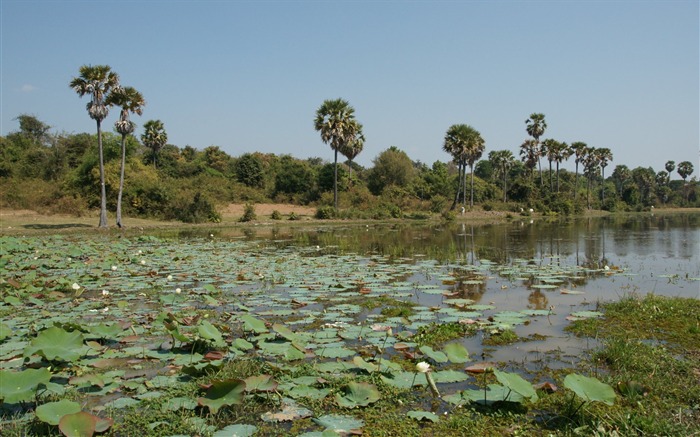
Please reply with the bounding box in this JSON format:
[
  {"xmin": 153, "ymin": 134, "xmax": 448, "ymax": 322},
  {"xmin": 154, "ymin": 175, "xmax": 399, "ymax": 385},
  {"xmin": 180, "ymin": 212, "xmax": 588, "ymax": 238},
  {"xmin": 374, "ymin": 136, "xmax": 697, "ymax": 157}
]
[{"xmin": 2, "ymin": 1, "xmax": 698, "ymax": 173}]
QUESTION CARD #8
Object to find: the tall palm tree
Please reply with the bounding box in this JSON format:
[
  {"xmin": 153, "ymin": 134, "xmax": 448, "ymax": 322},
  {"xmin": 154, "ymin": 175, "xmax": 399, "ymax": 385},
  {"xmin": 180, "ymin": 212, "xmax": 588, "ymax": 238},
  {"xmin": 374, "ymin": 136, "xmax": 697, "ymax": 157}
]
[
  {"xmin": 314, "ymin": 99, "xmax": 363, "ymax": 209},
  {"xmin": 552, "ymin": 141, "xmax": 571, "ymax": 193},
  {"xmin": 677, "ymin": 161, "xmax": 694, "ymax": 203},
  {"xmin": 70, "ymin": 65, "xmax": 120, "ymax": 228},
  {"xmin": 582, "ymin": 147, "xmax": 599, "ymax": 209},
  {"xmin": 525, "ymin": 113, "xmax": 547, "ymax": 187},
  {"xmin": 106, "ymin": 86, "xmax": 145, "ymax": 228},
  {"xmin": 611, "ymin": 165, "xmax": 630, "ymax": 197},
  {"xmin": 570, "ymin": 141, "xmax": 588, "ymax": 199},
  {"xmin": 337, "ymin": 121, "xmax": 365, "ymax": 175},
  {"xmin": 141, "ymin": 120, "xmax": 168, "ymax": 168},
  {"xmin": 489, "ymin": 150, "xmax": 515, "ymax": 202},
  {"xmin": 541, "ymin": 138, "xmax": 558, "ymax": 191},
  {"xmin": 444, "ymin": 124, "xmax": 484, "ymax": 209},
  {"xmin": 519, "ymin": 139, "xmax": 538, "ymax": 182},
  {"xmin": 665, "ymin": 160, "xmax": 675, "ymax": 176},
  {"xmin": 595, "ymin": 147, "xmax": 613, "ymax": 204}
]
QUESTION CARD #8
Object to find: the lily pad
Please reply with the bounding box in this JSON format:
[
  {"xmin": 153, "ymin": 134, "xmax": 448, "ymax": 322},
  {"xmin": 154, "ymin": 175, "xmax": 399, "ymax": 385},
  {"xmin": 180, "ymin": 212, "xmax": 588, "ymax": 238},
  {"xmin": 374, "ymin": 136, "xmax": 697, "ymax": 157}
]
[
  {"xmin": 564, "ymin": 373, "xmax": 616, "ymax": 406},
  {"xmin": 198, "ymin": 379, "xmax": 246, "ymax": 413},
  {"xmin": 0, "ymin": 367, "xmax": 52, "ymax": 403},
  {"xmin": 25, "ymin": 327, "xmax": 85, "ymax": 362},
  {"xmin": 312, "ymin": 414, "xmax": 364, "ymax": 433},
  {"xmin": 36, "ymin": 399, "xmax": 81, "ymax": 425},
  {"xmin": 213, "ymin": 424, "xmax": 258, "ymax": 437},
  {"xmin": 493, "ymin": 369, "xmax": 538, "ymax": 401},
  {"xmin": 407, "ymin": 410, "xmax": 439, "ymax": 422},
  {"xmin": 335, "ymin": 382, "xmax": 381, "ymax": 408}
]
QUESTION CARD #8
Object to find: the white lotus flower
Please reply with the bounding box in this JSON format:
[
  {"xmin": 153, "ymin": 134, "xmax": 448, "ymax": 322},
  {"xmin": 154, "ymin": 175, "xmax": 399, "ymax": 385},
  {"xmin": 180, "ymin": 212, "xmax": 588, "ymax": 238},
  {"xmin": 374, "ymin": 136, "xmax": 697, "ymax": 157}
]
[
  {"xmin": 71, "ymin": 283, "xmax": 80, "ymax": 290},
  {"xmin": 167, "ymin": 275, "xmax": 173, "ymax": 280},
  {"xmin": 175, "ymin": 288, "xmax": 181, "ymax": 294},
  {"xmin": 101, "ymin": 290, "xmax": 110, "ymax": 296},
  {"xmin": 416, "ymin": 362, "xmax": 431, "ymax": 373},
  {"xmin": 140, "ymin": 260, "xmax": 146, "ymax": 265},
  {"xmin": 111, "ymin": 265, "xmax": 117, "ymax": 271}
]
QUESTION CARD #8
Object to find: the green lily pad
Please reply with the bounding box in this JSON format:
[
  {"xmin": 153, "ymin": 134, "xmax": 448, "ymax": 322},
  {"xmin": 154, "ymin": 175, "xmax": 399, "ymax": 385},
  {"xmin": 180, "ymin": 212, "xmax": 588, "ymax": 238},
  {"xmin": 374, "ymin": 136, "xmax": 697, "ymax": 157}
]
[
  {"xmin": 0, "ymin": 367, "xmax": 52, "ymax": 403},
  {"xmin": 443, "ymin": 343, "xmax": 469, "ymax": 363},
  {"xmin": 240, "ymin": 314, "xmax": 269, "ymax": 334},
  {"xmin": 58, "ymin": 411, "xmax": 112, "ymax": 437},
  {"xmin": 335, "ymin": 382, "xmax": 381, "ymax": 408},
  {"xmin": 198, "ymin": 379, "xmax": 246, "ymax": 414},
  {"xmin": 244, "ymin": 374, "xmax": 278, "ymax": 393},
  {"xmin": 213, "ymin": 424, "xmax": 257, "ymax": 437},
  {"xmin": 198, "ymin": 320, "xmax": 225, "ymax": 345},
  {"xmin": 419, "ymin": 345, "xmax": 448, "ymax": 363},
  {"xmin": 312, "ymin": 414, "xmax": 364, "ymax": 433},
  {"xmin": 36, "ymin": 399, "xmax": 81, "ymax": 426},
  {"xmin": 25, "ymin": 327, "xmax": 85, "ymax": 362},
  {"xmin": 493, "ymin": 369, "xmax": 538, "ymax": 401},
  {"xmin": 564, "ymin": 373, "xmax": 616, "ymax": 406},
  {"xmin": 407, "ymin": 410, "xmax": 439, "ymax": 422}
]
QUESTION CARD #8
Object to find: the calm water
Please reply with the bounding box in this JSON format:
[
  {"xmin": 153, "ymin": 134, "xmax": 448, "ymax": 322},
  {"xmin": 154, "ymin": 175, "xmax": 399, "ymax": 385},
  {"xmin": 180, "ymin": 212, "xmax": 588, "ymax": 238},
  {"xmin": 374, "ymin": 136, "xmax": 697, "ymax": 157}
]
[{"xmin": 207, "ymin": 211, "xmax": 699, "ymax": 371}]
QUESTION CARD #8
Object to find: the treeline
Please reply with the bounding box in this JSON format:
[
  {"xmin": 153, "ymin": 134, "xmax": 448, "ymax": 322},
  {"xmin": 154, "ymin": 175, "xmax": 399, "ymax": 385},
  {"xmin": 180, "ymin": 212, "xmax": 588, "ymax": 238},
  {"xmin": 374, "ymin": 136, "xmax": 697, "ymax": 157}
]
[{"xmin": 1, "ymin": 113, "xmax": 696, "ymax": 223}]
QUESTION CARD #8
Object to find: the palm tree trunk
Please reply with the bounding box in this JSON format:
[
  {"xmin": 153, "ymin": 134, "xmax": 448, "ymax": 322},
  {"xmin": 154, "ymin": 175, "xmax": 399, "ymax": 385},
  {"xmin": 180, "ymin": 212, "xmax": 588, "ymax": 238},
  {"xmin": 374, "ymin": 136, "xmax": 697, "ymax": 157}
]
[
  {"xmin": 600, "ymin": 168, "xmax": 606, "ymax": 205},
  {"xmin": 97, "ymin": 121, "xmax": 108, "ymax": 228},
  {"xmin": 116, "ymin": 134, "xmax": 127, "ymax": 228},
  {"xmin": 574, "ymin": 163, "xmax": 579, "ymax": 200},
  {"xmin": 469, "ymin": 165, "xmax": 475, "ymax": 209},
  {"xmin": 502, "ymin": 165, "xmax": 508, "ymax": 203},
  {"xmin": 333, "ymin": 149, "xmax": 338, "ymax": 210},
  {"xmin": 556, "ymin": 162, "xmax": 560, "ymax": 193},
  {"xmin": 451, "ymin": 162, "xmax": 462, "ymax": 210},
  {"xmin": 462, "ymin": 161, "xmax": 467, "ymax": 209},
  {"xmin": 549, "ymin": 160, "xmax": 553, "ymax": 192}
]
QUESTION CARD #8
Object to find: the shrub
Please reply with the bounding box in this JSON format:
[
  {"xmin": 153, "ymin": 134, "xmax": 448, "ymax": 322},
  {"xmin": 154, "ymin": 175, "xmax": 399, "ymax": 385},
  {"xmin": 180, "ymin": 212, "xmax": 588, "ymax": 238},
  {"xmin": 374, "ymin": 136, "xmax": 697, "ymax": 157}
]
[
  {"xmin": 315, "ymin": 205, "xmax": 336, "ymax": 220},
  {"xmin": 175, "ymin": 192, "xmax": 220, "ymax": 223},
  {"xmin": 288, "ymin": 212, "xmax": 300, "ymax": 221},
  {"xmin": 482, "ymin": 202, "xmax": 494, "ymax": 211},
  {"xmin": 239, "ymin": 203, "xmax": 257, "ymax": 222},
  {"xmin": 429, "ymin": 195, "xmax": 448, "ymax": 213},
  {"xmin": 441, "ymin": 210, "xmax": 456, "ymax": 222},
  {"xmin": 270, "ymin": 210, "xmax": 282, "ymax": 220}
]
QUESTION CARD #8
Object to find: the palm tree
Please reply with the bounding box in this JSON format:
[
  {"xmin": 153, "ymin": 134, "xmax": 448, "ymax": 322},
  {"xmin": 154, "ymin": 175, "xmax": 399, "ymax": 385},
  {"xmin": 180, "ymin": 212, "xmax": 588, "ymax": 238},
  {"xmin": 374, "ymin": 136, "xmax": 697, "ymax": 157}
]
[
  {"xmin": 70, "ymin": 65, "xmax": 120, "ymax": 228},
  {"xmin": 314, "ymin": 99, "xmax": 363, "ymax": 209},
  {"xmin": 677, "ymin": 161, "xmax": 694, "ymax": 203},
  {"xmin": 582, "ymin": 147, "xmax": 599, "ymax": 209},
  {"xmin": 489, "ymin": 150, "xmax": 515, "ymax": 202},
  {"xmin": 570, "ymin": 141, "xmax": 588, "ymax": 199},
  {"xmin": 141, "ymin": 120, "xmax": 168, "ymax": 168},
  {"xmin": 519, "ymin": 139, "xmax": 538, "ymax": 182},
  {"xmin": 665, "ymin": 160, "xmax": 675, "ymax": 176},
  {"xmin": 595, "ymin": 147, "xmax": 613, "ymax": 204},
  {"xmin": 541, "ymin": 138, "xmax": 558, "ymax": 191},
  {"xmin": 106, "ymin": 86, "xmax": 145, "ymax": 228},
  {"xmin": 611, "ymin": 164, "xmax": 630, "ymax": 197},
  {"xmin": 525, "ymin": 113, "xmax": 547, "ymax": 187},
  {"xmin": 444, "ymin": 124, "xmax": 484, "ymax": 209},
  {"xmin": 552, "ymin": 141, "xmax": 571, "ymax": 193},
  {"xmin": 337, "ymin": 121, "xmax": 365, "ymax": 175}
]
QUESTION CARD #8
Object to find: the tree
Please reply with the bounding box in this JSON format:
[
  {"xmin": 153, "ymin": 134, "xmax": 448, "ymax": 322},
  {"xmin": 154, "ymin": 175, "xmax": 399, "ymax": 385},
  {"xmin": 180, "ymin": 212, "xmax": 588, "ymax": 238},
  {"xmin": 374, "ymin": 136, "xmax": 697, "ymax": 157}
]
[
  {"xmin": 443, "ymin": 124, "xmax": 484, "ymax": 209},
  {"xmin": 611, "ymin": 164, "xmax": 630, "ymax": 198},
  {"xmin": 338, "ymin": 124, "xmax": 365, "ymax": 175},
  {"xmin": 677, "ymin": 161, "xmax": 694, "ymax": 182},
  {"xmin": 314, "ymin": 98, "xmax": 363, "ymax": 209},
  {"xmin": 542, "ymin": 139, "xmax": 568, "ymax": 192},
  {"xmin": 141, "ymin": 120, "xmax": 168, "ymax": 168},
  {"xmin": 367, "ymin": 146, "xmax": 416, "ymax": 195},
  {"xmin": 594, "ymin": 147, "xmax": 613, "ymax": 204},
  {"xmin": 582, "ymin": 147, "xmax": 599, "ymax": 209},
  {"xmin": 70, "ymin": 64, "xmax": 120, "ymax": 227},
  {"xmin": 15, "ymin": 114, "xmax": 51, "ymax": 145},
  {"xmin": 106, "ymin": 86, "xmax": 145, "ymax": 228},
  {"xmin": 665, "ymin": 160, "xmax": 675, "ymax": 176},
  {"xmin": 489, "ymin": 150, "xmax": 515, "ymax": 202},
  {"xmin": 519, "ymin": 139, "xmax": 538, "ymax": 182},
  {"xmin": 525, "ymin": 113, "xmax": 547, "ymax": 187},
  {"xmin": 570, "ymin": 141, "xmax": 588, "ymax": 199},
  {"xmin": 234, "ymin": 153, "xmax": 264, "ymax": 188}
]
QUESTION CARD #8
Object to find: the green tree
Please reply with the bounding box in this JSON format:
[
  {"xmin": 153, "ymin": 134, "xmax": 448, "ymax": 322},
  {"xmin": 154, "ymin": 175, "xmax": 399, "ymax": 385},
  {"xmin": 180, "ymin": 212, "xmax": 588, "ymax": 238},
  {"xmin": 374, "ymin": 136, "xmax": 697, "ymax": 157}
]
[
  {"xmin": 444, "ymin": 124, "xmax": 485, "ymax": 209},
  {"xmin": 595, "ymin": 147, "xmax": 613, "ymax": 204},
  {"xmin": 489, "ymin": 150, "xmax": 515, "ymax": 202},
  {"xmin": 677, "ymin": 161, "xmax": 694, "ymax": 203},
  {"xmin": 141, "ymin": 120, "xmax": 167, "ymax": 168},
  {"xmin": 525, "ymin": 113, "xmax": 547, "ymax": 187},
  {"xmin": 367, "ymin": 146, "xmax": 416, "ymax": 195},
  {"xmin": 570, "ymin": 141, "xmax": 588, "ymax": 199},
  {"xmin": 519, "ymin": 139, "xmax": 538, "ymax": 183},
  {"xmin": 314, "ymin": 98, "xmax": 363, "ymax": 209},
  {"xmin": 70, "ymin": 64, "xmax": 120, "ymax": 227},
  {"xmin": 582, "ymin": 147, "xmax": 599, "ymax": 209},
  {"xmin": 15, "ymin": 114, "xmax": 51, "ymax": 145},
  {"xmin": 234, "ymin": 153, "xmax": 264, "ymax": 188},
  {"xmin": 611, "ymin": 164, "xmax": 630, "ymax": 198},
  {"xmin": 106, "ymin": 86, "xmax": 145, "ymax": 228},
  {"xmin": 665, "ymin": 160, "xmax": 675, "ymax": 176}
]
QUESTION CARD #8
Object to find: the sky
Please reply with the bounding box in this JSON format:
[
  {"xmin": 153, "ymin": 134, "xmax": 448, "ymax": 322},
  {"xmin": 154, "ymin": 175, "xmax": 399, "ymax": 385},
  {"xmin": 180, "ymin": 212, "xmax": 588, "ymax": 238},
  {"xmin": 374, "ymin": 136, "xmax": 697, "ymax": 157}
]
[{"xmin": 1, "ymin": 0, "xmax": 698, "ymax": 173}]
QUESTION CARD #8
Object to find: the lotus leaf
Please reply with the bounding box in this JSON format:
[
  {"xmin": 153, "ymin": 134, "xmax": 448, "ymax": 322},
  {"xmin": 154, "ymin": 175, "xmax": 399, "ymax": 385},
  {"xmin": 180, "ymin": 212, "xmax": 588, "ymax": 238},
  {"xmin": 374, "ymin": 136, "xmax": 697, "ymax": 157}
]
[
  {"xmin": 312, "ymin": 414, "xmax": 364, "ymax": 433},
  {"xmin": 564, "ymin": 373, "xmax": 616, "ymax": 405},
  {"xmin": 87, "ymin": 323, "xmax": 123, "ymax": 340},
  {"xmin": 419, "ymin": 345, "xmax": 448, "ymax": 363},
  {"xmin": 0, "ymin": 367, "xmax": 52, "ymax": 403},
  {"xmin": 432, "ymin": 370, "xmax": 470, "ymax": 383},
  {"xmin": 198, "ymin": 320, "xmax": 225, "ymax": 346},
  {"xmin": 335, "ymin": 382, "xmax": 380, "ymax": 408},
  {"xmin": 443, "ymin": 342, "xmax": 469, "ymax": 363},
  {"xmin": 25, "ymin": 327, "xmax": 85, "ymax": 362},
  {"xmin": 213, "ymin": 424, "xmax": 258, "ymax": 437},
  {"xmin": 244, "ymin": 374, "xmax": 278, "ymax": 392},
  {"xmin": 58, "ymin": 411, "xmax": 112, "ymax": 437},
  {"xmin": 493, "ymin": 369, "xmax": 538, "ymax": 401},
  {"xmin": 407, "ymin": 410, "xmax": 439, "ymax": 422},
  {"xmin": 0, "ymin": 322, "xmax": 11, "ymax": 341},
  {"xmin": 36, "ymin": 399, "xmax": 81, "ymax": 426},
  {"xmin": 198, "ymin": 379, "xmax": 246, "ymax": 413},
  {"xmin": 462, "ymin": 383, "xmax": 524, "ymax": 405},
  {"xmin": 380, "ymin": 371, "xmax": 427, "ymax": 389},
  {"xmin": 240, "ymin": 314, "xmax": 269, "ymax": 334}
]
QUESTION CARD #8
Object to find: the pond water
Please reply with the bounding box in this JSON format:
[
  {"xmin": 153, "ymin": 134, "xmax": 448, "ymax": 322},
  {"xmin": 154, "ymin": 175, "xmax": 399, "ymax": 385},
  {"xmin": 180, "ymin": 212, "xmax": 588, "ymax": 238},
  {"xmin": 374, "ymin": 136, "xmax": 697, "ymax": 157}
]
[{"xmin": 1, "ymin": 211, "xmax": 698, "ymax": 404}]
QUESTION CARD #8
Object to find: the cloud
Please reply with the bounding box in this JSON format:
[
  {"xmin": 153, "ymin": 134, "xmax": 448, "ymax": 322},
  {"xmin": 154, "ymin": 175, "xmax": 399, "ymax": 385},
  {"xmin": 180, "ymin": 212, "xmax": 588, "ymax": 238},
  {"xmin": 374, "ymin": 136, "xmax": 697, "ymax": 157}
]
[{"xmin": 20, "ymin": 84, "xmax": 37, "ymax": 92}]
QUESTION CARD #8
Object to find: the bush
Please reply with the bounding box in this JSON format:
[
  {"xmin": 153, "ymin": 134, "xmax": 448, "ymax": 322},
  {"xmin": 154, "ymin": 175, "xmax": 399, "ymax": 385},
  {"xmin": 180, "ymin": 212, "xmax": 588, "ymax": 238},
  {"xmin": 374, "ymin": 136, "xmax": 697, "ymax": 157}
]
[
  {"xmin": 270, "ymin": 210, "xmax": 282, "ymax": 220},
  {"xmin": 441, "ymin": 210, "xmax": 456, "ymax": 222},
  {"xmin": 175, "ymin": 192, "xmax": 220, "ymax": 223},
  {"xmin": 239, "ymin": 203, "xmax": 257, "ymax": 222},
  {"xmin": 288, "ymin": 212, "xmax": 300, "ymax": 221},
  {"xmin": 482, "ymin": 202, "xmax": 494, "ymax": 211},
  {"xmin": 315, "ymin": 205, "xmax": 336, "ymax": 220},
  {"xmin": 429, "ymin": 195, "xmax": 448, "ymax": 213}
]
